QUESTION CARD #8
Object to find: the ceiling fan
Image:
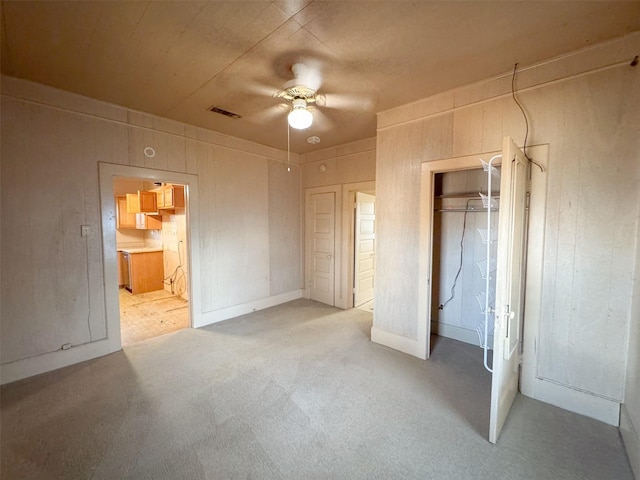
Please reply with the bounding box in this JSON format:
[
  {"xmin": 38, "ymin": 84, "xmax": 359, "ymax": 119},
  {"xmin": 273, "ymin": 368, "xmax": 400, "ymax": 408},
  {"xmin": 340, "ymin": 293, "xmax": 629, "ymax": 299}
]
[
  {"xmin": 245, "ymin": 57, "xmax": 374, "ymax": 151},
  {"xmin": 275, "ymin": 62, "xmax": 323, "ymax": 130}
]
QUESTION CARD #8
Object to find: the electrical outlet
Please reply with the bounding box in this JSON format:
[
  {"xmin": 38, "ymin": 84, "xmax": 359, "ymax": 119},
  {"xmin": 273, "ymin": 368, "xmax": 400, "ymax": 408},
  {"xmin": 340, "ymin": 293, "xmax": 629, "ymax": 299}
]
[{"xmin": 81, "ymin": 225, "xmax": 91, "ymax": 237}]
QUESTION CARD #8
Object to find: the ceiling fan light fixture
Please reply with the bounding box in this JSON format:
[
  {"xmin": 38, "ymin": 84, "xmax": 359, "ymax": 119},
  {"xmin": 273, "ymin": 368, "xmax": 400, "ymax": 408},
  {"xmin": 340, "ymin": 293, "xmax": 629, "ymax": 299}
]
[{"xmin": 288, "ymin": 98, "xmax": 313, "ymax": 129}]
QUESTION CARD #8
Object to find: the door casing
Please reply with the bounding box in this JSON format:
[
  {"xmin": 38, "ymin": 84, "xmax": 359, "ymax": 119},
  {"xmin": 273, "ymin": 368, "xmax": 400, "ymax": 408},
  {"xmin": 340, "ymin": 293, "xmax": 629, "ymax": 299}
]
[
  {"xmin": 304, "ymin": 181, "xmax": 376, "ymax": 309},
  {"xmin": 99, "ymin": 163, "xmax": 201, "ymax": 352},
  {"xmin": 417, "ymin": 146, "xmax": 547, "ymax": 372}
]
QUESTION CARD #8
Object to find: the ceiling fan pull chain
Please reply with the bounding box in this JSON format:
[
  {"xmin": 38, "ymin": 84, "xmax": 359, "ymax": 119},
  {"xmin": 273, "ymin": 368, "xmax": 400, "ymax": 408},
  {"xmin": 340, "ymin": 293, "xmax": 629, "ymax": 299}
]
[{"xmin": 287, "ymin": 122, "xmax": 291, "ymax": 172}]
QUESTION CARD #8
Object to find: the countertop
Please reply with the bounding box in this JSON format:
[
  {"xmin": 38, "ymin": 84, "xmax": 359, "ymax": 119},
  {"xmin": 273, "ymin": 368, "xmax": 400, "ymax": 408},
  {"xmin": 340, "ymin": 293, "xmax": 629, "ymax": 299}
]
[{"xmin": 118, "ymin": 247, "xmax": 163, "ymax": 254}]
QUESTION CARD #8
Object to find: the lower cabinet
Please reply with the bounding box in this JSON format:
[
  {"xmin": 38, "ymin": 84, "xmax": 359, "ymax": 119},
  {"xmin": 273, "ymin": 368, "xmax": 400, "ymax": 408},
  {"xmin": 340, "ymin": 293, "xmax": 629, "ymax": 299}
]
[
  {"xmin": 117, "ymin": 251, "xmax": 126, "ymax": 286},
  {"xmin": 126, "ymin": 251, "xmax": 164, "ymax": 295}
]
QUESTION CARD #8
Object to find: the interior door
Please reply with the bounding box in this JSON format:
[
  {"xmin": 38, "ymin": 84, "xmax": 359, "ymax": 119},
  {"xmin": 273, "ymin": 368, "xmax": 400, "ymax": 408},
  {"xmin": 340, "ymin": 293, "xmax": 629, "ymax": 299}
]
[
  {"xmin": 354, "ymin": 192, "xmax": 376, "ymax": 307},
  {"xmin": 489, "ymin": 136, "xmax": 530, "ymax": 443},
  {"xmin": 308, "ymin": 192, "xmax": 335, "ymax": 305}
]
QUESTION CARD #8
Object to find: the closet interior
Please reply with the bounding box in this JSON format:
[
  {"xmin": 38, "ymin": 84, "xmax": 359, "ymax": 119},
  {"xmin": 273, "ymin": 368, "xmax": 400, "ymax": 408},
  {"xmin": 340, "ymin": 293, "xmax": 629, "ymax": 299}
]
[{"xmin": 431, "ymin": 164, "xmax": 501, "ymax": 369}]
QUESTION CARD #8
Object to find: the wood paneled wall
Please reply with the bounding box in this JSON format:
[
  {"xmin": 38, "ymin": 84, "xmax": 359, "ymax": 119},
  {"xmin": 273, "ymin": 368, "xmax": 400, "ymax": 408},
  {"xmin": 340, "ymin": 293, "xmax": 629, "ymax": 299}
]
[
  {"xmin": 622, "ymin": 207, "xmax": 640, "ymax": 476},
  {"xmin": 375, "ymin": 34, "xmax": 640, "ymax": 410},
  {"xmin": 301, "ymin": 137, "xmax": 376, "ymax": 189},
  {"xmin": 0, "ymin": 76, "xmax": 302, "ymax": 370}
]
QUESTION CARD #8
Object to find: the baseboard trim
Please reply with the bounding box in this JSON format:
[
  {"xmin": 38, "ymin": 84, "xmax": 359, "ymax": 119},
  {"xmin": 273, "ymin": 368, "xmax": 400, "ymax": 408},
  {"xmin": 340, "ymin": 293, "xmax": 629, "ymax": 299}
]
[
  {"xmin": 1, "ymin": 338, "xmax": 119, "ymax": 385},
  {"xmin": 195, "ymin": 289, "xmax": 303, "ymax": 328},
  {"xmin": 520, "ymin": 374, "xmax": 621, "ymax": 426},
  {"xmin": 2, "ymin": 290, "xmax": 304, "ymax": 385},
  {"xmin": 621, "ymin": 404, "xmax": 640, "ymax": 478},
  {"xmin": 371, "ymin": 326, "xmax": 426, "ymax": 360}
]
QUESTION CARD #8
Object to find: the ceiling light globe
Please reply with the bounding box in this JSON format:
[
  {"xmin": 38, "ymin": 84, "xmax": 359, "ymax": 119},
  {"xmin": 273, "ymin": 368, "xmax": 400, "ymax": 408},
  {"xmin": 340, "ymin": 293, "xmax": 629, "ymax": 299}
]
[{"xmin": 288, "ymin": 107, "xmax": 313, "ymax": 130}]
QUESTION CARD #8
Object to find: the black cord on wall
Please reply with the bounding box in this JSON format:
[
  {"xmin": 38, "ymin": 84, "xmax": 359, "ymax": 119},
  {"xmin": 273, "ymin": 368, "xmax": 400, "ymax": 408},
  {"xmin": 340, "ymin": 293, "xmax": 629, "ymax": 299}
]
[
  {"xmin": 439, "ymin": 200, "xmax": 471, "ymax": 310},
  {"xmin": 511, "ymin": 63, "xmax": 544, "ymax": 173},
  {"xmin": 164, "ymin": 240, "xmax": 186, "ymax": 295}
]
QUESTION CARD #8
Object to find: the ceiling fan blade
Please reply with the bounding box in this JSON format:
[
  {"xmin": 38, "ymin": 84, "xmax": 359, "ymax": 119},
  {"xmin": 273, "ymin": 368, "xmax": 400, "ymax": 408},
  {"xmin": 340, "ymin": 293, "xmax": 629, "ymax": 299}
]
[
  {"xmin": 288, "ymin": 62, "xmax": 323, "ymax": 91},
  {"xmin": 316, "ymin": 93, "xmax": 373, "ymax": 111},
  {"xmin": 248, "ymin": 104, "xmax": 288, "ymax": 124},
  {"xmin": 245, "ymin": 80, "xmax": 281, "ymax": 98},
  {"xmin": 311, "ymin": 107, "xmax": 333, "ymax": 131}
]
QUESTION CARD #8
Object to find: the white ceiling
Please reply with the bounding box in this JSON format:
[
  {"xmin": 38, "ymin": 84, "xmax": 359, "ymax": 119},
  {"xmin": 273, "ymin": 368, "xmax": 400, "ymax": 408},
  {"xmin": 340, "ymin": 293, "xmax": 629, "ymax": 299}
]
[{"xmin": 2, "ymin": 1, "xmax": 639, "ymax": 153}]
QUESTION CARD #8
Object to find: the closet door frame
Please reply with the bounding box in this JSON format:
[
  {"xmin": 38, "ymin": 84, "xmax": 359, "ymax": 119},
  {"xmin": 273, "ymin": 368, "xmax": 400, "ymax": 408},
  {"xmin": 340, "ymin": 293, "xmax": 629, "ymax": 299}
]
[{"xmin": 419, "ymin": 151, "xmax": 502, "ymax": 359}]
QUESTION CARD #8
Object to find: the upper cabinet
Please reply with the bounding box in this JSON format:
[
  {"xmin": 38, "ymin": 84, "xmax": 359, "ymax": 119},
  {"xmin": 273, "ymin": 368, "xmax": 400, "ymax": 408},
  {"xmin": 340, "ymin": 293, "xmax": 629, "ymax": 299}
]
[
  {"xmin": 116, "ymin": 185, "xmax": 184, "ymax": 230},
  {"xmin": 126, "ymin": 191, "xmax": 157, "ymax": 214},
  {"xmin": 154, "ymin": 184, "xmax": 185, "ymax": 211},
  {"xmin": 136, "ymin": 213, "xmax": 162, "ymax": 230},
  {"xmin": 116, "ymin": 196, "xmax": 137, "ymax": 229},
  {"xmin": 116, "ymin": 195, "xmax": 161, "ymax": 230}
]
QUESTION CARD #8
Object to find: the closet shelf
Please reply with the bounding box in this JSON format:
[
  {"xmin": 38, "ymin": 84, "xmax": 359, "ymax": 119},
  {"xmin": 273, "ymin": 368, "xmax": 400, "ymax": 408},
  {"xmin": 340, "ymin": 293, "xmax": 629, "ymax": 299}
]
[{"xmin": 479, "ymin": 192, "xmax": 499, "ymax": 209}]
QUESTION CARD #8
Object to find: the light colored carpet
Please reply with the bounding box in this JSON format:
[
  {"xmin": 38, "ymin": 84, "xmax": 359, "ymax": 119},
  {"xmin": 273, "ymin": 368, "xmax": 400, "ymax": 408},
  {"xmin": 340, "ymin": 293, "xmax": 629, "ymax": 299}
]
[{"xmin": 1, "ymin": 299, "xmax": 633, "ymax": 479}]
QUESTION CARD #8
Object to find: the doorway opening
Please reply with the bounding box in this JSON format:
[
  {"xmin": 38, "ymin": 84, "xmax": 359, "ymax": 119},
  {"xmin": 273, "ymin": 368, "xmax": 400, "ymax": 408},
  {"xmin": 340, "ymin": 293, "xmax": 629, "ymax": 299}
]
[
  {"xmin": 304, "ymin": 181, "xmax": 376, "ymax": 311},
  {"xmin": 113, "ymin": 176, "xmax": 190, "ymax": 346},
  {"xmin": 419, "ymin": 137, "xmax": 539, "ymax": 444},
  {"xmin": 430, "ymin": 168, "xmax": 499, "ymax": 353},
  {"xmin": 352, "ymin": 191, "xmax": 376, "ymax": 313}
]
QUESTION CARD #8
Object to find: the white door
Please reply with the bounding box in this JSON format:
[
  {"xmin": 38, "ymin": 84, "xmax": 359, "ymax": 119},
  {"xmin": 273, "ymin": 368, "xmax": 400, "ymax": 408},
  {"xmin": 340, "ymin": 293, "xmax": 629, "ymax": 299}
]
[
  {"xmin": 308, "ymin": 192, "xmax": 335, "ymax": 305},
  {"xmin": 489, "ymin": 136, "xmax": 530, "ymax": 444},
  {"xmin": 354, "ymin": 192, "xmax": 376, "ymax": 307}
]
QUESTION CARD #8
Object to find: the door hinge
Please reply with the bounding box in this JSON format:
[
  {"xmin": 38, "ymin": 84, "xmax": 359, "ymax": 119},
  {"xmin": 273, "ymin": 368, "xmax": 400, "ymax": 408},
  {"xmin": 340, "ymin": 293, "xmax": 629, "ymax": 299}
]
[{"xmin": 353, "ymin": 287, "xmax": 356, "ymax": 294}]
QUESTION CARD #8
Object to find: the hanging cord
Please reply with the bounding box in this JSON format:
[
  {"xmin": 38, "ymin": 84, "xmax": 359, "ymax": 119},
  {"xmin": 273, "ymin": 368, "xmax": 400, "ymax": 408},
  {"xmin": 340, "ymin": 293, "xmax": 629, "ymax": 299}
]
[
  {"xmin": 163, "ymin": 240, "xmax": 186, "ymax": 294},
  {"xmin": 439, "ymin": 199, "xmax": 472, "ymax": 310},
  {"xmin": 511, "ymin": 63, "xmax": 544, "ymax": 173},
  {"xmin": 287, "ymin": 122, "xmax": 291, "ymax": 172}
]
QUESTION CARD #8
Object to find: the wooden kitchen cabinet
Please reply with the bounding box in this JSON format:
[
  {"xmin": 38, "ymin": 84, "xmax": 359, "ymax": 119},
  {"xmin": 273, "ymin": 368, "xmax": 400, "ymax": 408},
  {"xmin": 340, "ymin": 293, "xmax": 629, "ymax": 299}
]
[
  {"xmin": 116, "ymin": 196, "xmax": 137, "ymax": 229},
  {"xmin": 117, "ymin": 195, "xmax": 161, "ymax": 230},
  {"xmin": 126, "ymin": 251, "xmax": 164, "ymax": 294},
  {"xmin": 154, "ymin": 184, "xmax": 185, "ymax": 210},
  {"xmin": 117, "ymin": 251, "xmax": 126, "ymax": 286},
  {"xmin": 136, "ymin": 213, "xmax": 162, "ymax": 230},
  {"xmin": 126, "ymin": 191, "xmax": 157, "ymax": 213}
]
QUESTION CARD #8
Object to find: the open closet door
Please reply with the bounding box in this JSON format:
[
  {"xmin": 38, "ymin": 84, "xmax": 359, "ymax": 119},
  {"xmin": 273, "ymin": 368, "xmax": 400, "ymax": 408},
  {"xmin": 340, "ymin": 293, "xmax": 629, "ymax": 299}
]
[
  {"xmin": 354, "ymin": 192, "xmax": 376, "ymax": 307},
  {"xmin": 489, "ymin": 136, "xmax": 529, "ymax": 444}
]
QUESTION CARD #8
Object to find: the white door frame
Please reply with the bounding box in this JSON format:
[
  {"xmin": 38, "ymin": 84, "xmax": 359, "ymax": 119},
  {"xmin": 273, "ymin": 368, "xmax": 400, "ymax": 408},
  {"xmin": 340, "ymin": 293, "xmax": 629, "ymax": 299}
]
[
  {"xmin": 418, "ymin": 146, "xmax": 547, "ymax": 367},
  {"xmin": 304, "ymin": 182, "xmax": 376, "ymax": 309},
  {"xmin": 98, "ymin": 163, "xmax": 201, "ymax": 352},
  {"xmin": 419, "ymin": 152, "xmax": 501, "ymax": 359},
  {"xmin": 304, "ymin": 185, "xmax": 341, "ymax": 305}
]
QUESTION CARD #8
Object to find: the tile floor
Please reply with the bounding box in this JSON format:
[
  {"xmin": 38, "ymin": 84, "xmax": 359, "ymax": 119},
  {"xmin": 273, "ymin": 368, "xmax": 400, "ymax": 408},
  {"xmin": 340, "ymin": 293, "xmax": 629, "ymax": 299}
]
[{"xmin": 119, "ymin": 288, "xmax": 190, "ymax": 346}]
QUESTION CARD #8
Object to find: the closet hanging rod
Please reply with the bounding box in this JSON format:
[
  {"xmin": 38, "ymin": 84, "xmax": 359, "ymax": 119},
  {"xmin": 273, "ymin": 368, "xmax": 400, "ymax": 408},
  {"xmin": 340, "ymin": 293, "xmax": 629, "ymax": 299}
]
[
  {"xmin": 436, "ymin": 193, "xmax": 500, "ymax": 199},
  {"xmin": 435, "ymin": 208, "xmax": 499, "ymax": 213}
]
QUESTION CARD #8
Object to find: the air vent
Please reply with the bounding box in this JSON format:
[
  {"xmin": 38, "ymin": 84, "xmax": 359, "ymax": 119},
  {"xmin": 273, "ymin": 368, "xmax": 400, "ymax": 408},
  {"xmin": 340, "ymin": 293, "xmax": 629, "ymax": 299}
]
[{"xmin": 207, "ymin": 106, "xmax": 241, "ymax": 119}]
